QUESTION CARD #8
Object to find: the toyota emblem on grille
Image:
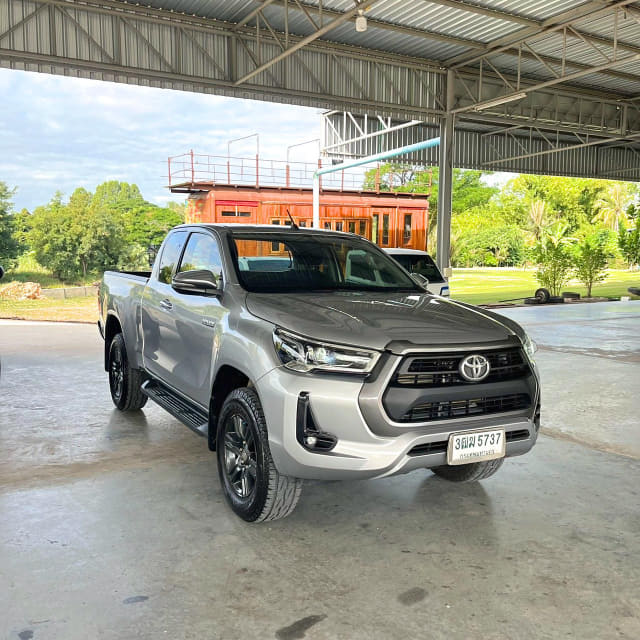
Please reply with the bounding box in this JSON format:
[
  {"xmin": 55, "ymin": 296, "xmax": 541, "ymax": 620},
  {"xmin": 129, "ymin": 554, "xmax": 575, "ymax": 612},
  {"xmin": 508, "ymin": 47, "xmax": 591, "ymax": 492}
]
[{"xmin": 459, "ymin": 354, "xmax": 490, "ymax": 382}]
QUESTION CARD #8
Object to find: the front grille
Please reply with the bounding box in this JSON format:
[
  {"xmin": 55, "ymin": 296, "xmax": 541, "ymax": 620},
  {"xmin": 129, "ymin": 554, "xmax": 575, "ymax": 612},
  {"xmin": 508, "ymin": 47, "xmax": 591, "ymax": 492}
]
[
  {"xmin": 394, "ymin": 348, "xmax": 529, "ymax": 387},
  {"xmin": 407, "ymin": 428, "xmax": 530, "ymax": 457},
  {"xmin": 400, "ymin": 393, "xmax": 531, "ymax": 423}
]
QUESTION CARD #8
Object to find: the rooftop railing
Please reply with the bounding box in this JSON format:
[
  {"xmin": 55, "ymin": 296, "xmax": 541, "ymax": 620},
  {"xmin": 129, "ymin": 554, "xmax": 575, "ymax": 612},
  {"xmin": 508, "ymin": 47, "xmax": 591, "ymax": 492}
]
[{"xmin": 168, "ymin": 151, "xmax": 431, "ymax": 193}]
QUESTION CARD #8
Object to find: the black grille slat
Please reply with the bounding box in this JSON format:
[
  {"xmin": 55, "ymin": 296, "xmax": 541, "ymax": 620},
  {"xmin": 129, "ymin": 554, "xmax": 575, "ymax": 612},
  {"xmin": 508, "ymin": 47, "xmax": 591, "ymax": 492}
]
[
  {"xmin": 401, "ymin": 393, "xmax": 530, "ymax": 423},
  {"xmin": 394, "ymin": 348, "xmax": 529, "ymax": 388}
]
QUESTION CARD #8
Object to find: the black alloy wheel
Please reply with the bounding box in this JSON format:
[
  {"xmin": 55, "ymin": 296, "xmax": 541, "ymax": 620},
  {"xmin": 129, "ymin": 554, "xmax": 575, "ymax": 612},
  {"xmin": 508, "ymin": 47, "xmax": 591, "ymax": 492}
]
[
  {"xmin": 109, "ymin": 341, "xmax": 125, "ymax": 403},
  {"xmin": 108, "ymin": 333, "xmax": 147, "ymax": 411},
  {"xmin": 216, "ymin": 387, "xmax": 303, "ymax": 522},
  {"xmin": 222, "ymin": 413, "xmax": 258, "ymax": 500}
]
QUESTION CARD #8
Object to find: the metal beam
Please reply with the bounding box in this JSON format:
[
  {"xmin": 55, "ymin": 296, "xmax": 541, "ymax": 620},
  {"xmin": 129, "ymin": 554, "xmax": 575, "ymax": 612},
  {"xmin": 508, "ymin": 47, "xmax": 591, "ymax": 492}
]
[
  {"xmin": 0, "ymin": 3, "xmax": 48, "ymax": 41},
  {"xmin": 482, "ymin": 131, "xmax": 640, "ymax": 166},
  {"xmin": 448, "ymin": 0, "xmax": 638, "ymax": 69},
  {"xmin": 418, "ymin": 0, "xmax": 538, "ymax": 27},
  {"xmin": 323, "ymin": 118, "xmax": 422, "ymax": 151},
  {"xmin": 452, "ymin": 53, "xmax": 640, "ymax": 115},
  {"xmin": 235, "ymin": 0, "xmax": 278, "ymax": 29},
  {"xmin": 437, "ymin": 69, "xmax": 455, "ymax": 273},
  {"xmin": 234, "ymin": 0, "xmax": 378, "ymax": 86}
]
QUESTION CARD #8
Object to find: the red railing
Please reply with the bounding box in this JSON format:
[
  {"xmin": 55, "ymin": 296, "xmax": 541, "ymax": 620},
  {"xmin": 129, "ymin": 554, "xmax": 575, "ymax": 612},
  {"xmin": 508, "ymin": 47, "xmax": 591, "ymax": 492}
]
[{"xmin": 168, "ymin": 151, "xmax": 376, "ymax": 192}]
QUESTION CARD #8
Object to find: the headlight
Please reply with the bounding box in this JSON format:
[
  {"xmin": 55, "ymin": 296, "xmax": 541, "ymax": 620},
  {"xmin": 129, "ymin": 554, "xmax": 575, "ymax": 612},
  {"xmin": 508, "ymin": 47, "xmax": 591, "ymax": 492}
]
[
  {"xmin": 273, "ymin": 329, "xmax": 380, "ymax": 374},
  {"xmin": 522, "ymin": 332, "xmax": 537, "ymax": 360}
]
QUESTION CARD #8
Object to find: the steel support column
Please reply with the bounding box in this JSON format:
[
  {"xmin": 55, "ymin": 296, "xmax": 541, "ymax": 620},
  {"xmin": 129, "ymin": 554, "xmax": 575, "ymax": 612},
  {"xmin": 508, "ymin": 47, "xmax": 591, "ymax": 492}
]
[{"xmin": 436, "ymin": 69, "xmax": 454, "ymax": 274}]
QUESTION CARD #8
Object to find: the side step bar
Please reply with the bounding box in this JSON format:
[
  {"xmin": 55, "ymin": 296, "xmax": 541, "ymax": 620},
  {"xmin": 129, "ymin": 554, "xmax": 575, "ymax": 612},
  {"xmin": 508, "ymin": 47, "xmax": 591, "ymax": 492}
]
[{"xmin": 142, "ymin": 379, "xmax": 208, "ymax": 438}]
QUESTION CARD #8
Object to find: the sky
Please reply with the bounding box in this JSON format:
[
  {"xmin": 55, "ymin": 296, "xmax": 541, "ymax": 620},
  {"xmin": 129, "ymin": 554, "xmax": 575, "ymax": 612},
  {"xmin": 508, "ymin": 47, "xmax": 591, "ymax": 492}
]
[
  {"xmin": 0, "ymin": 68, "xmax": 512, "ymax": 212},
  {"xmin": 0, "ymin": 69, "xmax": 323, "ymax": 211}
]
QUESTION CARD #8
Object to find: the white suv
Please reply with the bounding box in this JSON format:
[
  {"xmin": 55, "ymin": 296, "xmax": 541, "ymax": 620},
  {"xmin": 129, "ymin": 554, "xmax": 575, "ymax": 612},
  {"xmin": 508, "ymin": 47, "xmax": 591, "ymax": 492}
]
[{"xmin": 384, "ymin": 248, "xmax": 450, "ymax": 297}]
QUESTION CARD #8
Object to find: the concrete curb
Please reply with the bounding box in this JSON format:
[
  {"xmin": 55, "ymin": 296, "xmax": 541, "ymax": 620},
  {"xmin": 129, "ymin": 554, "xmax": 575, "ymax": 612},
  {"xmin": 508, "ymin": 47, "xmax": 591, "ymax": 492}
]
[{"xmin": 41, "ymin": 285, "xmax": 98, "ymax": 299}]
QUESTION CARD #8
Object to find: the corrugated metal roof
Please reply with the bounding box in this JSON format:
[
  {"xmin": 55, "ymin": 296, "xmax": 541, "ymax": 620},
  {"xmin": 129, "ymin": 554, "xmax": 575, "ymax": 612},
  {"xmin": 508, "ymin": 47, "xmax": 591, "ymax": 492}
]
[
  {"xmin": 3, "ymin": 0, "xmax": 640, "ymax": 180},
  {"xmin": 141, "ymin": 0, "xmax": 640, "ymax": 99}
]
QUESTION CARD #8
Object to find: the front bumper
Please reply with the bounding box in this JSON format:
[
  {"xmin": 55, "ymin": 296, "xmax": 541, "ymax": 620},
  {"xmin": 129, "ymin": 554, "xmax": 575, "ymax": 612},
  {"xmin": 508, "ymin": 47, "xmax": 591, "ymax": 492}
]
[{"xmin": 256, "ymin": 357, "xmax": 540, "ymax": 481}]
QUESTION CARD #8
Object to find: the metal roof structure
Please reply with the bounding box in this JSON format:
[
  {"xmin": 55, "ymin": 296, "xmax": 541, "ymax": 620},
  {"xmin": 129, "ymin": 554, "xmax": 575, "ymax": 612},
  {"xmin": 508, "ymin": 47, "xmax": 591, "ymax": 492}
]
[
  {"xmin": 2, "ymin": 1, "xmax": 640, "ymax": 177},
  {"xmin": 2, "ymin": 0, "xmax": 640, "ymax": 267}
]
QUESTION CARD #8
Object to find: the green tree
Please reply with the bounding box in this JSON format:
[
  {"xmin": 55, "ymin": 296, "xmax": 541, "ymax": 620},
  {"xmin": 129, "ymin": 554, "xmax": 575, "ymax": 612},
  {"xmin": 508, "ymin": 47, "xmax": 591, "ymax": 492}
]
[
  {"xmin": 12, "ymin": 207, "xmax": 32, "ymax": 250},
  {"xmin": 362, "ymin": 166, "xmax": 496, "ymax": 216},
  {"xmin": 618, "ymin": 223, "xmax": 640, "ymax": 269},
  {"xmin": 503, "ymin": 174, "xmax": 609, "ymax": 231},
  {"xmin": 527, "ymin": 200, "xmax": 547, "ymax": 244},
  {"xmin": 452, "ymin": 204, "xmax": 524, "ymax": 266},
  {"xmin": 26, "ymin": 188, "xmax": 128, "ymax": 281},
  {"xmin": 122, "ymin": 204, "xmax": 183, "ymax": 248},
  {"xmin": 593, "ymin": 182, "xmax": 631, "ymax": 231},
  {"xmin": 27, "ymin": 193, "xmax": 79, "ymax": 280},
  {"xmin": 532, "ymin": 221, "xmax": 575, "ymax": 296},
  {"xmin": 0, "ymin": 182, "xmax": 20, "ymax": 270},
  {"xmin": 573, "ymin": 236, "xmax": 609, "ymax": 297},
  {"xmin": 90, "ymin": 181, "xmax": 144, "ymax": 213}
]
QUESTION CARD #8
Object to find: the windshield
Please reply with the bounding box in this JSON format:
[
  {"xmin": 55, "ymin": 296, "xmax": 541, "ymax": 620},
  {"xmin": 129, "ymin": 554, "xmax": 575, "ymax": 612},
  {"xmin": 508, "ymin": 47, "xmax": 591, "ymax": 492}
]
[
  {"xmin": 390, "ymin": 253, "xmax": 445, "ymax": 283},
  {"xmin": 230, "ymin": 232, "xmax": 422, "ymax": 294}
]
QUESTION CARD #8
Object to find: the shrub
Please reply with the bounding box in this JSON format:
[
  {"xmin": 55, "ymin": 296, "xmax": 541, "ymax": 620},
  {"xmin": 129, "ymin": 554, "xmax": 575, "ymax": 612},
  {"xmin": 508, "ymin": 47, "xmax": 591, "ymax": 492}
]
[{"xmin": 573, "ymin": 237, "xmax": 609, "ymax": 298}]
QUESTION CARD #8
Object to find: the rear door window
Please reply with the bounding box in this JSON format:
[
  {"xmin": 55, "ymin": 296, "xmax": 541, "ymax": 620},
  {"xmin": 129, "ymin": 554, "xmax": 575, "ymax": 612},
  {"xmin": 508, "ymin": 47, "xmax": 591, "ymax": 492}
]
[{"xmin": 178, "ymin": 233, "xmax": 223, "ymax": 283}]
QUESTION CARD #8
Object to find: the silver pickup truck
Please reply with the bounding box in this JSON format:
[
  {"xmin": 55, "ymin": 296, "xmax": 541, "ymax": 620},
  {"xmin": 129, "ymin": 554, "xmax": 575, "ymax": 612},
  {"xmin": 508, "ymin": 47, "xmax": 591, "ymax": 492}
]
[{"xmin": 99, "ymin": 224, "xmax": 540, "ymax": 522}]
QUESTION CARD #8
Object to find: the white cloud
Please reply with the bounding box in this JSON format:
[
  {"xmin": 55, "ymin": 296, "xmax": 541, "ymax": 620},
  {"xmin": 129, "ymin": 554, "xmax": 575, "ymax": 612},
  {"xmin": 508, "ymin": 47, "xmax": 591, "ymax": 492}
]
[{"xmin": 1, "ymin": 69, "xmax": 320, "ymax": 210}]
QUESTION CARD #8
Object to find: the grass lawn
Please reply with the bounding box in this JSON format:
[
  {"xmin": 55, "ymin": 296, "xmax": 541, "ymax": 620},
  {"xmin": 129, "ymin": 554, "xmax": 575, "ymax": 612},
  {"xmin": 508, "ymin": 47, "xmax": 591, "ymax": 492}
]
[
  {"xmin": 450, "ymin": 268, "xmax": 640, "ymax": 305},
  {"xmin": 0, "ymin": 296, "xmax": 98, "ymax": 323},
  {"xmin": 3, "ymin": 253, "xmax": 97, "ymax": 289}
]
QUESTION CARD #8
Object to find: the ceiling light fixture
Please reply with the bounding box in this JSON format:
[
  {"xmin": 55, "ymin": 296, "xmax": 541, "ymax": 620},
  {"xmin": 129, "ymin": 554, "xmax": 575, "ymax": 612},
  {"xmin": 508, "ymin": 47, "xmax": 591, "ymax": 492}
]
[
  {"xmin": 472, "ymin": 91, "xmax": 527, "ymax": 111},
  {"xmin": 355, "ymin": 9, "xmax": 367, "ymax": 32}
]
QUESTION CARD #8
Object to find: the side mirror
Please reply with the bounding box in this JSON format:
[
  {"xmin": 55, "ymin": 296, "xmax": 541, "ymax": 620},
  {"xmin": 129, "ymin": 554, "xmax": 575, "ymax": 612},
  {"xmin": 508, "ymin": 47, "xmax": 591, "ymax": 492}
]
[
  {"xmin": 172, "ymin": 269, "xmax": 222, "ymax": 296},
  {"xmin": 0, "ymin": 265, "xmax": 4, "ymax": 280},
  {"xmin": 411, "ymin": 273, "xmax": 429, "ymax": 288}
]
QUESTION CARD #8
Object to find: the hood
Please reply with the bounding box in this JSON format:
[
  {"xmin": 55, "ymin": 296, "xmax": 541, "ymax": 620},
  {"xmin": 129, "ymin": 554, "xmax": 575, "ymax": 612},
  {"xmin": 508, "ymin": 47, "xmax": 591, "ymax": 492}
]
[{"xmin": 245, "ymin": 291, "xmax": 517, "ymax": 353}]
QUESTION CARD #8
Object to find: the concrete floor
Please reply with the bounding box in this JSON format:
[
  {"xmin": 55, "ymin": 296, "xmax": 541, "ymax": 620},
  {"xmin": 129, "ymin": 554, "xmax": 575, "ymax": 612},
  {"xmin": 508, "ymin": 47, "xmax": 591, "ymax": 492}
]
[{"xmin": 0, "ymin": 302, "xmax": 639, "ymax": 640}]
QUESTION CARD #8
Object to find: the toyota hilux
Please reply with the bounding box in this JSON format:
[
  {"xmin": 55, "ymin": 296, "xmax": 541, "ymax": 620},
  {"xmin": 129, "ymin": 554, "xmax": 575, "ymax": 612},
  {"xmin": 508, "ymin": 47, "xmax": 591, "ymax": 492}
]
[{"xmin": 99, "ymin": 224, "xmax": 540, "ymax": 522}]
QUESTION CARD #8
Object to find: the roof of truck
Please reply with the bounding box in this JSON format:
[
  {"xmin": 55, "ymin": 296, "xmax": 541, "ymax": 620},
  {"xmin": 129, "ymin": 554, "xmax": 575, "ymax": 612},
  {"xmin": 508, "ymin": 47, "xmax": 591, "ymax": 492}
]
[{"xmin": 179, "ymin": 223, "xmax": 358, "ymax": 237}]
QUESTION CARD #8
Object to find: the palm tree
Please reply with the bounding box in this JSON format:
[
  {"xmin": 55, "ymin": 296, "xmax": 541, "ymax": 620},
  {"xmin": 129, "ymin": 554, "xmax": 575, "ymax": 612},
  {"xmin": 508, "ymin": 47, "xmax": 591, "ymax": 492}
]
[
  {"xmin": 593, "ymin": 183, "xmax": 630, "ymax": 231},
  {"xmin": 528, "ymin": 200, "xmax": 547, "ymax": 243}
]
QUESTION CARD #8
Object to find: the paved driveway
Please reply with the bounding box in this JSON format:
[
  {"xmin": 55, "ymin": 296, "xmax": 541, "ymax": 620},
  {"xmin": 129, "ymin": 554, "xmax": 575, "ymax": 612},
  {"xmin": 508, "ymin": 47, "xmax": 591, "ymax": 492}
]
[{"xmin": 1, "ymin": 303, "xmax": 638, "ymax": 640}]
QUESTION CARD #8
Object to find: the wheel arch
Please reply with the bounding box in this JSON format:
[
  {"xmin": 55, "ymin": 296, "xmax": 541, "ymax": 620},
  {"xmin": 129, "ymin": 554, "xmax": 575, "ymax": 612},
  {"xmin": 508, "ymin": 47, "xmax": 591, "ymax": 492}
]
[
  {"xmin": 208, "ymin": 364, "xmax": 253, "ymax": 451},
  {"xmin": 104, "ymin": 312, "xmax": 122, "ymax": 371}
]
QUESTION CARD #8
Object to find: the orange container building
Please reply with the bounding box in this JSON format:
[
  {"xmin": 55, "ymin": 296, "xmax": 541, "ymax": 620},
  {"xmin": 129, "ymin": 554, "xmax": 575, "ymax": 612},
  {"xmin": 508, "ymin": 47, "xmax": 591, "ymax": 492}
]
[{"xmin": 169, "ymin": 152, "xmax": 431, "ymax": 251}]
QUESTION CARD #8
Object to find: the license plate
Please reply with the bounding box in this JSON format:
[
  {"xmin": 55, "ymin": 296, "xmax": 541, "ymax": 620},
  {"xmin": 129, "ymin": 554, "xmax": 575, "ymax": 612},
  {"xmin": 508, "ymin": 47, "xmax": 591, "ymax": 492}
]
[{"xmin": 447, "ymin": 429, "xmax": 505, "ymax": 466}]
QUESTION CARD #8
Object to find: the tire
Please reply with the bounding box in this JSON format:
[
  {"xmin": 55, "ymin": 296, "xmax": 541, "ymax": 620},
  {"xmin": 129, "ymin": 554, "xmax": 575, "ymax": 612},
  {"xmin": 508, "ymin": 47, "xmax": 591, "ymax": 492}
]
[
  {"xmin": 432, "ymin": 458, "xmax": 504, "ymax": 483},
  {"xmin": 535, "ymin": 287, "xmax": 551, "ymax": 303},
  {"xmin": 562, "ymin": 291, "xmax": 580, "ymax": 300},
  {"xmin": 524, "ymin": 297, "xmax": 540, "ymax": 305},
  {"xmin": 108, "ymin": 333, "xmax": 148, "ymax": 411},
  {"xmin": 549, "ymin": 296, "xmax": 564, "ymax": 303},
  {"xmin": 216, "ymin": 387, "xmax": 303, "ymax": 522}
]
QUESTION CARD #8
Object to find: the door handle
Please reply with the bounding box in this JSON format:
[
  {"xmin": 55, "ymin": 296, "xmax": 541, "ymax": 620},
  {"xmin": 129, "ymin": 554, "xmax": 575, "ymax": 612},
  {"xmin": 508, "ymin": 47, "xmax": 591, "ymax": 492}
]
[{"xmin": 159, "ymin": 299, "xmax": 173, "ymax": 311}]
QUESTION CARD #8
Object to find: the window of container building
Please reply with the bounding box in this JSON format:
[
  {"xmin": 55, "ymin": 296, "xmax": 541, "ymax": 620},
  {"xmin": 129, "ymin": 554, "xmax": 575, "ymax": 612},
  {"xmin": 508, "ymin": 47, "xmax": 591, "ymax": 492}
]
[
  {"xmin": 403, "ymin": 214, "xmax": 412, "ymax": 243},
  {"xmin": 335, "ymin": 221, "xmax": 343, "ymax": 231},
  {"xmin": 382, "ymin": 214, "xmax": 390, "ymax": 245},
  {"xmin": 221, "ymin": 209, "xmax": 251, "ymax": 217},
  {"xmin": 348, "ymin": 221, "xmax": 356, "ymax": 234},
  {"xmin": 271, "ymin": 219, "xmax": 280, "ymax": 252},
  {"xmin": 359, "ymin": 221, "xmax": 367, "ymax": 237},
  {"xmin": 371, "ymin": 215, "xmax": 379, "ymax": 244}
]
